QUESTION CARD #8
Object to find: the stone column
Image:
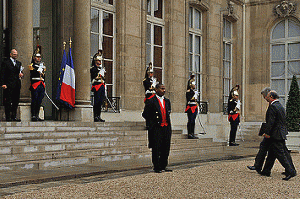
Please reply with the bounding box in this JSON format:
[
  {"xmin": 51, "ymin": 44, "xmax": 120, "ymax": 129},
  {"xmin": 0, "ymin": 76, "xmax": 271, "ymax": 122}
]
[
  {"xmin": 70, "ymin": 0, "xmax": 92, "ymax": 122},
  {"xmin": 11, "ymin": 0, "xmax": 33, "ymax": 121}
]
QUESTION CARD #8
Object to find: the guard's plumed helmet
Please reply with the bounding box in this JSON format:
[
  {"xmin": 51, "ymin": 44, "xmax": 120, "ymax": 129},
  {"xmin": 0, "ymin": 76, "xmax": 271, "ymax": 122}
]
[
  {"xmin": 187, "ymin": 74, "xmax": 196, "ymax": 90},
  {"xmin": 33, "ymin": 45, "xmax": 42, "ymax": 57},
  {"xmin": 147, "ymin": 62, "xmax": 154, "ymax": 73},
  {"xmin": 93, "ymin": 49, "xmax": 103, "ymax": 61}
]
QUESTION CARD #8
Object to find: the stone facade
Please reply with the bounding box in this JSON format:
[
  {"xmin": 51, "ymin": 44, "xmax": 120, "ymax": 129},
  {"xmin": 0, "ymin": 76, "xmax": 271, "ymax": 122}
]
[{"xmin": 1, "ymin": 0, "xmax": 300, "ymax": 132}]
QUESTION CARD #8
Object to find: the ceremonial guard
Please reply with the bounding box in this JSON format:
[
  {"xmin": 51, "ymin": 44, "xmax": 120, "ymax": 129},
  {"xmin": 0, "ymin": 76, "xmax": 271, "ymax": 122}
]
[
  {"xmin": 91, "ymin": 50, "xmax": 106, "ymax": 122},
  {"xmin": 143, "ymin": 62, "xmax": 157, "ymax": 102},
  {"xmin": 227, "ymin": 89, "xmax": 241, "ymax": 146},
  {"xmin": 185, "ymin": 75, "xmax": 199, "ymax": 139},
  {"xmin": 29, "ymin": 45, "xmax": 46, "ymax": 121},
  {"xmin": 143, "ymin": 62, "xmax": 158, "ymax": 129}
]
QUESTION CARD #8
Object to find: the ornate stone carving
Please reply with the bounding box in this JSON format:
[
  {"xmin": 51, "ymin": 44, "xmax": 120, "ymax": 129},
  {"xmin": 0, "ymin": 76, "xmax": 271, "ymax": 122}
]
[
  {"xmin": 274, "ymin": 1, "xmax": 296, "ymax": 18},
  {"xmin": 227, "ymin": 1, "xmax": 234, "ymax": 16}
]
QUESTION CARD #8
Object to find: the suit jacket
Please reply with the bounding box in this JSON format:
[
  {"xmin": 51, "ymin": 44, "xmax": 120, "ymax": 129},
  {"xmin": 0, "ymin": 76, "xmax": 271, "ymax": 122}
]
[
  {"xmin": 265, "ymin": 100, "xmax": 288, "ymax": 140},
  {"xmin": 0, "ymin": 58, "xmax": 22, "ymax": 89},
  {"xmin": 142, "ymin": 95, "xmax": 172, "ymax": 148}
]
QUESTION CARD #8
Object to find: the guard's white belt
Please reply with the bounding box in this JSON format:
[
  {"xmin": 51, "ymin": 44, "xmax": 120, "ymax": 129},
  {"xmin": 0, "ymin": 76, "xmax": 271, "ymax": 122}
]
[{"xmin": 188, "ymin": 102, "xmax": 197, "ymax": 105}]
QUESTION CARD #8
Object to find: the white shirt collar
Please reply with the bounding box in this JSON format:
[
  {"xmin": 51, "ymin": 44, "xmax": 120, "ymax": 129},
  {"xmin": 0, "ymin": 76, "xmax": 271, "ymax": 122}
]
[
  {"xmin": 271, "ymin": 99, "xmax": 279, "ymax": 104},
  {"xmin": 156, "ymin": 95, "xmax": 165, "ymax": 108},
  {"xmin": 10, "ymin": 57, "xmax": 16, "ymax": 65}
]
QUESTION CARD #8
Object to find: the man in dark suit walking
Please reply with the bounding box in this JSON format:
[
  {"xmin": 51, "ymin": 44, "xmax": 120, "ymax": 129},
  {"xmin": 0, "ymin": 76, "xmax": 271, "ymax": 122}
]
[
  {"xmin": 0, "ymin": 49, "xmax": 23, "ymax": 121},
  {"xmin": 142, "ymin": 84, "xmax": 172, "ymax": 173},
  {"xmin": 260, "ymin": 91, "xmax": 297, "ymax": 180}
]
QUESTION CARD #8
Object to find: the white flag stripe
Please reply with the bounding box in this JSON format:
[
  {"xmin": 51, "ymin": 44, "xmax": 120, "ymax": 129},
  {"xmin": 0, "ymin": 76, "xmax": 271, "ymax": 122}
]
[{"xmin": 62, "ymin": 64, "xmax": 75, "ymax": 88}]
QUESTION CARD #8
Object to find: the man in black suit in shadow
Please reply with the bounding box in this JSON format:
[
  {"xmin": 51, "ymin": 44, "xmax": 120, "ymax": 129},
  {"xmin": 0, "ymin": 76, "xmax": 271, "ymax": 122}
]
[
  {"xmin": 142, "ymin": 84, "xmax": 172, "ymax": 173},
  {"xmin": 259, "ymin": 91, "xmax": 297, "ymax": 180},
  {"xmin": 0, "ymin": 49, "xmax": 23, "ymax": 121}
]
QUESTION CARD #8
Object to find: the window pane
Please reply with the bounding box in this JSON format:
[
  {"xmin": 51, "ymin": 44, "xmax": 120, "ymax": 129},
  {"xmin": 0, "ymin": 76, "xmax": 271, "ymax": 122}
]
[
  {"xmin": 272, "ymin": 44, "xmax": 285, "ymax": 61},
  {"xmin": 224, "ymin": 79, "xmax": 230, "ymax": 99},
  {"xmin": 91, "ymin": 33, "xmax": 99, "ymax": 57},
  {"xmin": 288, "ymin": 43, "xmax": 300, "ymax": 60},
  {"xmin": 195, "ymin": 55, "xmax": 200, "ymax": 73},
  {"xmin": 271, "ymin": 62, "xmax": 285, "ymax": 78},
  {"xmin": 146, "ymin": 44, "xmax": 151, "ymax": 64},
  {"xmin": 103, "ymin": 0, "xmax": 113, "ymax": 5},
  {"xmin": 154, "ymin": 46, "xmax": 162, "ymax": 68},
  {"xmin": 288, "ymin": 61, "xmax": 300, "ymax": 76},
  {"xmin": 195, "ymin": 36, "xmax": 200, "ymax": 54},
  {"xmin": 154, "ymin": 68, "xmax": 162, "ymax": 84},
  {"xmin": 225, "ymin": 44, "xmax": 231, "ymax": 60},
  {"xmin": 103, "ymin": 12, "xmax": 113, "ymax": 36},
  {"xmin": 271, "ymin": 79, "xmax": 285, "ymax": 95},
  {"xmin": 272, "ymin": 20, "xmax": 285, "ymax": 39},
  {"xmin": 288, "ymin": 19, "xmax": 300, "ymax": 37},
  {"xmin": 189, "ymin": 34, "xmax": 193, "ymax": 53},
  {"xmin": 147, "ymin": 23, "xmax": 151, "ymax": 44},
  {"xmin": 104, "ymin": 60, "xmax": 113, "ymax": 85},
  {"xmin": 91, "ymin": 8, "xmax": 99, "ymax": 33},
  {"xmin": 224, "ymin": 61, "xmax": 230, "ymax": 78},
  {"xmin": 154, "ymin": 0, "xmax": 162, "ymax": 19},
  {"xmin": 147, "ymin": 0, "xmax": 151, "ymax": 15},
  {"xmin": 189, "ymin": 7, "xmax": 193, "ymax": 28},
  {"xmin": 154, "ymin": 25, "xmax": 162, "ymax": 46},
  {"xmin": 102, "ymin": 36, "xmax": 113, "ymax": 59},
  {"xmin": 189, "ymin": 54, "xmax": 193, "ymax": 72},
  {"xmin": 194, "ymin": 9, "xmax": 201, "ymax": 30},
  {"xmin": 196, "ymin": 74, "xmax": 200, "ymax": 91},
  {"xmin": 225, "ymin": 20, "xmax": 231, "ymax": 39}
]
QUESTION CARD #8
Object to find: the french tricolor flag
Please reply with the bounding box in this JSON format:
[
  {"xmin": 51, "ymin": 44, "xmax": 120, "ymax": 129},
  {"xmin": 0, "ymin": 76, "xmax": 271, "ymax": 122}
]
[{"xmin": 57, "ymin": 47, "xmax": 75, "ymax": 108}]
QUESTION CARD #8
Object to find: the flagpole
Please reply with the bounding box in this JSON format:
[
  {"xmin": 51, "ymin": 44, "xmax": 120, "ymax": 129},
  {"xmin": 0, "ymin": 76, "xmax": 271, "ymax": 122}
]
[{"xmin": 69, "ymin": 37, "xmax": 72, "ymax": 48}]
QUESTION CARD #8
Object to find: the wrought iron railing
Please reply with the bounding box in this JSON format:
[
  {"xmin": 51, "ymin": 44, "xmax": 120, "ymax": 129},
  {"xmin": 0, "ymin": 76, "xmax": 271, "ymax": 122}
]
[
  {"xmin": 197, "ymin": 101, "xmax": 208, "ymax": 114},
  {"xmin": 223, "ymin": 103, "xmax": 228, "ymax": 115},
  {"xmin": 102, "ymin": 97, "xmax": 120, "ymax": 113}
]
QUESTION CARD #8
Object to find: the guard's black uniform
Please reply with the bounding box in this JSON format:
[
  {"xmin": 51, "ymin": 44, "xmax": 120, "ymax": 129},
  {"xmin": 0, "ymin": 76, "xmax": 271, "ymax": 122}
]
[
  {"xmin": 185, "ymin": 89, "xmax": 198, "ymax": 139},
  {"xmin": 227, "ymin": 98, "xmax": 240, "ymax": 145},
  {"xmin": 91, "ymin": 65, "xmax": 105, "ymax": 122},
  {"xmin": 29, "ymin": 62, "xmax": 46, "ymax": 121}
]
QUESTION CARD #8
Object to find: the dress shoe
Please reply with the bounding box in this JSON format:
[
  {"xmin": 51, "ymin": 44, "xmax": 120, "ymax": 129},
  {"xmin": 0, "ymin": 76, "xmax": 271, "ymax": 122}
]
[
  {"xmin": 229, "ymin": 142, "xmax": 239, "ymax": 146},
  {"xmin": 94, "ymin": 117, "xmax": 100, "ymax": 122},
  {"xmin": 282, "ymin": 174, "xmax": 296, "ymax": 181},
  {"xmin": 247, "ymin": 166, "xmax": 256, "ymax": 170},
  {"xmin": 163, "ymin": 169, "xmax": 173, "ymax": 172},
  {"xmin": 11, "ymin": 118, "xmax": 21, "ymax": 122},
  {"xmin": 154, "ymin": 170, "xmax": 162, "ymax": 173},
  {"xmin": 99, "ymin": 118, "xmax": 105, "ymax": 122},
  {"xmin": 260, "ymin": 172, "xmax": 271, "ymax": 177},
  {"xmin": 188, "ymin": 135, "xmax": 199, "ymax": 139}
]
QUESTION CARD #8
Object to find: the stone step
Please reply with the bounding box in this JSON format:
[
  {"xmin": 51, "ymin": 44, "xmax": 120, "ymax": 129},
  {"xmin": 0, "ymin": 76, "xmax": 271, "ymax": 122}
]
[{"xmin": 0, "ymin": 145, "xmax": 149, "ymax": 165}]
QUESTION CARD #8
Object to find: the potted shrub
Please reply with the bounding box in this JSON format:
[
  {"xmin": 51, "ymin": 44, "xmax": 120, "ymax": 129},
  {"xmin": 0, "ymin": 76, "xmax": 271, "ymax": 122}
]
[{"xmin": 286, "ymin": 75, "xmax": 300, "ymax": 151}]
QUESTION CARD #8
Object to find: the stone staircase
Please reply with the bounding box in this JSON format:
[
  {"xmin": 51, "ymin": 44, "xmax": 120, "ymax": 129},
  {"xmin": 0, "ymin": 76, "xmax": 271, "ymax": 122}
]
[{"xmin": 0, "ymin": 121, "xmax": 259, "ymax": 173}]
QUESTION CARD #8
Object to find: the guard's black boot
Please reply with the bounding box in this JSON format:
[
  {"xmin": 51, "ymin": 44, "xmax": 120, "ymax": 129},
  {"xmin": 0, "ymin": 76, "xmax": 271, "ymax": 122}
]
[{"xmin": 191, "ymin": 123, "xmax": 198, "ymax": 139}]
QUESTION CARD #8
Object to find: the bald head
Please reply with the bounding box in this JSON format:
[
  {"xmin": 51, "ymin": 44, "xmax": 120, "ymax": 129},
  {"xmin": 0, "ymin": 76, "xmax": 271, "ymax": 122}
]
[{"xmin": 10, "ymin": 49, "xmax": 18, "ymax": 60}]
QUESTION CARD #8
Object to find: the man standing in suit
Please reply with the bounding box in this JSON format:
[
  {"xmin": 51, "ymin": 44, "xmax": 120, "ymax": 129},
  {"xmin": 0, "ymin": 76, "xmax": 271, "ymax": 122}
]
[
  {"xmin": 260, "ymin": 91, "xmax": 297, "ymax": 180},
  {"xmin": 142, "ymin": 84, "xmax": 172, "ymax": 173},
  {"xmin": 0, "ymin": 49, "xmax": 23, "ymax": 121},
  {"xmin": 247, "ymin": 87, "xmax": 271, "ymax": 173}
]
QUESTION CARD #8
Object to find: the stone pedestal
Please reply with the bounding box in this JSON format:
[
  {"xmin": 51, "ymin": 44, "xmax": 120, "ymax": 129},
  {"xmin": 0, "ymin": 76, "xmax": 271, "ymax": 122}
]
[
  {"xmin": 69, "ymin": 105, "xmax": 93, "ymax": 122},
  {"xmin": 19, "ymin": 103, "xmax": 31, "ymax": 122}
]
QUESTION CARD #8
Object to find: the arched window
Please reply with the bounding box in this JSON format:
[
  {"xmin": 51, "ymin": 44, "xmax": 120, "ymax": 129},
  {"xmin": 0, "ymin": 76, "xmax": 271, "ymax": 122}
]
[
  {"xmin": 270, "ymin": 18, "xmax": 300, "ymax": 106},
  {"xmin": 189, "ymin": 6, "xmax": 202, "ymax": 98}
]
